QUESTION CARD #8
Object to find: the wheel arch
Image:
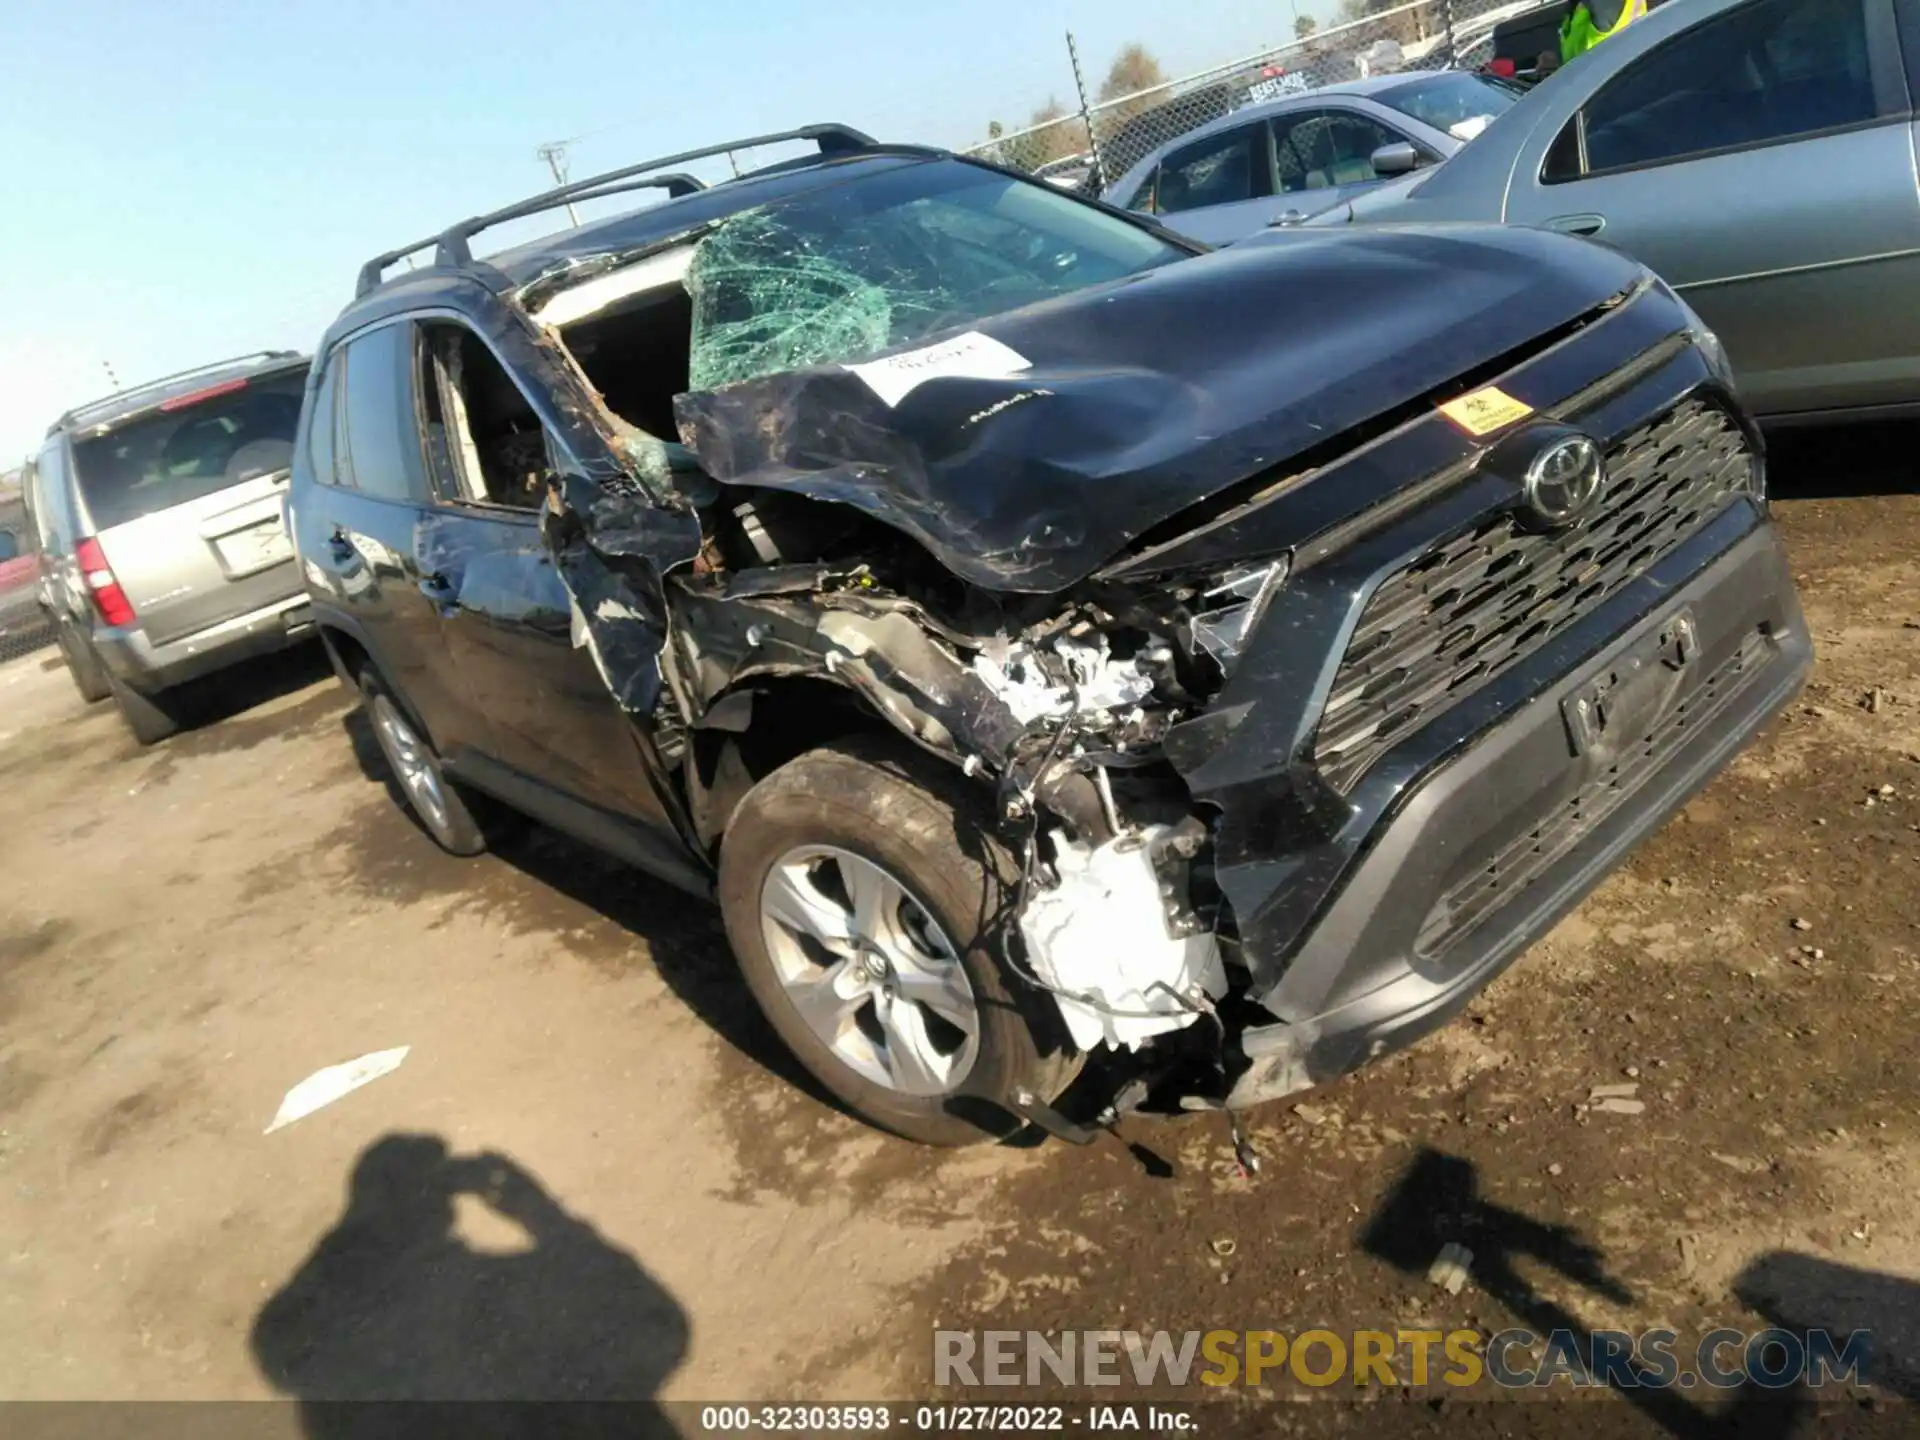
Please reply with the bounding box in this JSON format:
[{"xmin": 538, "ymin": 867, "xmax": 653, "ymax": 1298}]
[{"xmin": 687, "ymin": 673, "xmax": 950, "ymax": 853}]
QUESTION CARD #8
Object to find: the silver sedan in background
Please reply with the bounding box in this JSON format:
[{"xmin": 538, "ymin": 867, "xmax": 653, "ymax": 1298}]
[
  {"xmin": 1305, "ymin": 0, "xmax": 1920, "ymax": 424},
  {"xmin": 1100, "ymin": 71, "xmax": 1525, "ymax": 245}
]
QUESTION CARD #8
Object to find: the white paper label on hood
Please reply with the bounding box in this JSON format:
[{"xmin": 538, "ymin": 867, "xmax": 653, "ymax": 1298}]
[{"xmin": 845, "ymin": 331, "xmax": 1031, "ymax": 407}]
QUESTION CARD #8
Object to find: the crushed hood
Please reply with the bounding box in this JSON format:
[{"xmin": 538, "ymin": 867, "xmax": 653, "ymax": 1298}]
[{"xmin": 674, "ymin": 223, "xmax": 1646, "ymax": 593}]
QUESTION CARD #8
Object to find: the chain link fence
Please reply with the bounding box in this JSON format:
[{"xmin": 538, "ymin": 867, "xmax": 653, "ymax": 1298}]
[{"xmin": 967, "ymin": 0, "xmax": 1544, "ymax": 197}]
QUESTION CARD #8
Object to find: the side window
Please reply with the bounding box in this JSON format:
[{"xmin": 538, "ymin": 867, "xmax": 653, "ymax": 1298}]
[
  {"xmin": 418, "ymin": 322, "xmax": 555, "ymax": 512},
  {"xmin": 337, "ymin": 323, "xmax": 428, "ymax": 504},
  {"xmin": 1567, "ymin": 0, "xmax": 1880, "ymax": 177},
  {"xmin": 1155, "ymin": 125, "xmax": 1269, "ymax": 215},
  {"xmin": 1125, "ymin": 169, "xmax": 1159, "ymax": 213},
  {"xmin": 28, "ymin": 443, "xmax": 63, "ymax": 549},
  {"xmin": 305, "ymin": 355, "xmax": 343, "ymax": 488},
  {"xmin": 29, "ymin": 444, "xmax": 66, "ymax": 550},
  {"xmin": 1274, "ymin": 110, "xmax": 1414, "ymax": 192}
]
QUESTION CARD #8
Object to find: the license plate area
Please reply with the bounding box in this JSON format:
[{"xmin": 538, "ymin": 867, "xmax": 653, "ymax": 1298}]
[
  {"xmin": 212, "ymin": 518, "xmax": 294, "ymax": 579},
  {"xmin": 1563, "ymin": 608, "xmax": 1697, "ymax": 761}
]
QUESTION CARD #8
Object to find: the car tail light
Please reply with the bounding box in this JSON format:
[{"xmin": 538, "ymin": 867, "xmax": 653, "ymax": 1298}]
[{"xmin": 75, "ymin": 537, "xmax": 136, "ymax": 626}]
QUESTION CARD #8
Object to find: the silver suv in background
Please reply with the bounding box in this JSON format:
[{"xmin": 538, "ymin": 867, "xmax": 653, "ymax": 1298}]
[{"xmin": 27, "ymin": 351, "xmax": 315, "ymax": 743}]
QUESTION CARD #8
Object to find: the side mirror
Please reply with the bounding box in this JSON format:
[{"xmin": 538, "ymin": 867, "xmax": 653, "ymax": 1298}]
[{"xmin": 1370, "ymin": 142, "xmax": 1421, "ymax": 177}]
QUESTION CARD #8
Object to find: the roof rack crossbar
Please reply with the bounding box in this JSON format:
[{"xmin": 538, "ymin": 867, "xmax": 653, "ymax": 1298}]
[
  {"xmin": 56, "ymin": 350, "xmax": 304, "ymax": 433},
  {"xmin": 354, "ymin": 123, "xmax": 876, "ymax": 297}
]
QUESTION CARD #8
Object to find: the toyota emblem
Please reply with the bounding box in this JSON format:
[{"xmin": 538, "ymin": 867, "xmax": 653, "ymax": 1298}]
[{"xmin": 1522, "ymin": 434, "xmax": 1605, "ymax": 527}]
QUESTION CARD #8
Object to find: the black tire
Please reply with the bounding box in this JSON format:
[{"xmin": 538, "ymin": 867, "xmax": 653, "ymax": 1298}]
[
  {"xmin": 109, "ymin": 675, "xmax": 183, "ymax": 746},
  {"xmin": 718, "ymin": 739, "xmax": 1081, "ymax": 1147},
  {"xmin": 57, "ymin": 621, "xmax": 111, "ymax": 704},
  {"xmin": 357, "ymin": 667, "xmax": 511, "ymax": 857}
]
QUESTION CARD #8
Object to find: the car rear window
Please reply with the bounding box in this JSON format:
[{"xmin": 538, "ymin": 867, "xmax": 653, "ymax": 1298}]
[
  {"xmin": 71, "ymin": 368, "xmax": 307, "ymax": 530},
  {"xmin": 1377, "ymin": 72, "xmax": 1522, "ymax": 140}
]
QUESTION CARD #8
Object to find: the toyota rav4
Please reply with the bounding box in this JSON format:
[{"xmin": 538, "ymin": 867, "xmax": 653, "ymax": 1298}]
[{"xmin": 289, "ymin": 124, "xmax": 1810, "ymax": 1148}]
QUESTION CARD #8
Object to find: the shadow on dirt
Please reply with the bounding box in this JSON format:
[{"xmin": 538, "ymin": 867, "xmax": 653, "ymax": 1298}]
[
  {"xmin": 1362, "ymin": 1148, "xmax": 1913, "ymax": 1439},
  {"xmin": 252, "ymin": 1133, "xmax": 686, "ymax": 1436},
  {"xmin": 161, "ymin": 641, "xmax": 340, "ymax": 753},
  {"xmin": 1765, "ymin": 421, "xmax": 1920, "ymax": 502},
  {"xmin": 337, "ymin": 706, "xmax": 839, "ymax": 1115}
]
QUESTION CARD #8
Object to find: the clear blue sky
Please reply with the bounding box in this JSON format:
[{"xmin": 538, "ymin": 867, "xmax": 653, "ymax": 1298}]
[{"xmin": 0, "ymin": 0, "xmax": 1329, "ymax": 463}]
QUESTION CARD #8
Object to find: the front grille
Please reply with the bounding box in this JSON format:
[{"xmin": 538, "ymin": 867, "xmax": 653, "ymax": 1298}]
[
  {"xmin": 1414, "ymin": 627, "xmax": 1770, "ymax": 959},
  {"xmin": 1312, "ymin": 400, "xmax": 1755, "ymax": 792}
]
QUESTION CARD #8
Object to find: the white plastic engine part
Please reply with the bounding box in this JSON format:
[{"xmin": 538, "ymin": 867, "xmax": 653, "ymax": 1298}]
[{"xmin": 1017, "ymin": 826, "xmax": 1226, "ymax": 1052}]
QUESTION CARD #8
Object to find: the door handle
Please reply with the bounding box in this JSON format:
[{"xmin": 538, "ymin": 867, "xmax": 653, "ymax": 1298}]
[
  {"xmin": 1543, "ymin": 213, "xmax": 1606, "ymax": 237},
  {"xmin": 419, "ymin": 572, "xmax": 457, "ymax": 605},
  {"xmin": 326, "ymin": 526, "xmax": 355, "ymax": 559}
]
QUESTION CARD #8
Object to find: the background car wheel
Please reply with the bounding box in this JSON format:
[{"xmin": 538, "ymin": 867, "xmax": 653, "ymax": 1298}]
[
  {"xmin": 109, "ymin": 675, "xmax": 182, "ymax": 746},
  {"xmin": 718, "ymin": 738, "xmax": 1080, "ymax": 1147},
  {"xmin": 358, "ymin": 668, "xmax": 497, "ymax": 857},
  {"xmin": 57, "ymin": 622, "xmax": 111, "ymax": 704}
]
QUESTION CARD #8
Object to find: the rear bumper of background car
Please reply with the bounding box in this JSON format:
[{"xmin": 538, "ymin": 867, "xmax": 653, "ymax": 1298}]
[
  {"xmin": 1225, "ymin": 515, "xmax": 1809, "ymax": 1107},
  {"xmin": 95, "ymin": 591, "xmax": 316, "ymax": 692}
]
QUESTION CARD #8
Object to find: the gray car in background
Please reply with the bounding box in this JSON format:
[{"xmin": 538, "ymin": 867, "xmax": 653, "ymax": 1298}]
[
  {"xmin": 1100, "ymin": 71, "xmax": 1525, "ymax": 244},
  {"xmin": 1306, "ymin": 0, "xmax": 1920, "ymax": 423},
  {"xmin": 27, "ymin": 351, "xmax": 315, "ymax": 742}
]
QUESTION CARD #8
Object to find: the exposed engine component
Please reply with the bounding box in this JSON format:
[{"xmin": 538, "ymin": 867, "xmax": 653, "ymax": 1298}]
[
  {"xmin": 1017, "ymin": 824, "xmax": 1226, "ymax": 1051},
  {"xmin": 970, "ymin": 632, "xmax": 1160, "ymax": 724}
]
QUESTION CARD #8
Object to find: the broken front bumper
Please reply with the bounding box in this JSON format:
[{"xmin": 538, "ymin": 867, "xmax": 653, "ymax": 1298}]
[{"xmin": 1216, "ymin": 507, "xmax": 1809, "ymax": 1108}]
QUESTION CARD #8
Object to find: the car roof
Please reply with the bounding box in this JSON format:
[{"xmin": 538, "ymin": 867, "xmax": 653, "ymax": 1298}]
[
  {"xmin": 51, "ymin": 351, "xmax": 308, "ymax": 440},
  {"xmin": 483, "ymin": 152, "xmax": 930, "ymax": 286},
  {"xmin": 322, "ymin": 147, "xmax": 946, "ymax": 348}
]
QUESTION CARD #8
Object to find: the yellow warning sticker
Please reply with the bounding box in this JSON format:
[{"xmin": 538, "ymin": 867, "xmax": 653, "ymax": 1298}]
[{"xmin": 1437, "ymin": 385, "xmax": 1535, "ymax": 437}]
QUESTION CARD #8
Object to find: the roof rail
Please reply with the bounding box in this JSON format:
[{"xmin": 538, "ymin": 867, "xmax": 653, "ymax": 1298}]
[
  {"xmin": 54, "ymin": 350, "xmax": 305, "ymax": 434},
  {"xmin": 354, "ymin": 122, "xmax": 876, "ymax": 297}
]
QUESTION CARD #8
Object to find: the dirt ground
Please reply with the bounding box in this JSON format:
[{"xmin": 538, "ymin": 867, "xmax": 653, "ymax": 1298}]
[{"xmin": 0, "ymin": 427, "xmax": 1915, "ymax": 1430}]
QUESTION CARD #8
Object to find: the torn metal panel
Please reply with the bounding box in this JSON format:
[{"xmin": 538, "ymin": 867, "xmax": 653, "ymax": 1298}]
[
  {"xmin": 1018, "ymin": 826, "xmax": 1226, "ymax": 1051},
  {"xmin": 673, "ymin": 225, "xmax": 1646, "ymax": 594},
  {"xmin": 664, "ymin": 577, "xmax": 1033, "ymax": 769}
]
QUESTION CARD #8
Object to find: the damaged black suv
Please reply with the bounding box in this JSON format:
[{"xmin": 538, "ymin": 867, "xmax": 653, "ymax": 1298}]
[{"xmin": 291, "ymin": 124, "xmax": 1810, "ymax": 1147}]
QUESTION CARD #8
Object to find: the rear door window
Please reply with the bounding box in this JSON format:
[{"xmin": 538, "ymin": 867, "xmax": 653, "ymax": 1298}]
[
  {"xmin": 336, "ymin": 324, "xmax": 428, "ymax": 504},
  {"xmin": 1154, "ymin": 125, "xmax": 1270, "ymax": 214},
  {"xmin": 70, "ymin": 368, "xmax": 307, "ymax": 530}
]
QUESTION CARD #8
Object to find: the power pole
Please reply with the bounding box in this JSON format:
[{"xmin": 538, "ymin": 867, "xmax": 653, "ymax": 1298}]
[{"xmin": 536, "ymin": 142, "xmax": 582, "ymax": 227}]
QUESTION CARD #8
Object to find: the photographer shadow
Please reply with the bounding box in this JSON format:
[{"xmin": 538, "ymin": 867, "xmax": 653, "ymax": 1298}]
[{"xmin": 252, "ymin": 1133, "xmax": 688, "ymax": 1439}]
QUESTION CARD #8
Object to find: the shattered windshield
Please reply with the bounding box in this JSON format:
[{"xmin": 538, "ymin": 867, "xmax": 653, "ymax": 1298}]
[{"xmin": 684, "ymin": 159, "xmax": 1186, "ymax": 390}]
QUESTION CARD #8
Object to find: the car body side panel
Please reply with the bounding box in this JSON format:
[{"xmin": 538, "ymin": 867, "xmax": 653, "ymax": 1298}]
[{"xmin": 1503, "ymin": 121, "xmax": 1920, "ymax": 417}]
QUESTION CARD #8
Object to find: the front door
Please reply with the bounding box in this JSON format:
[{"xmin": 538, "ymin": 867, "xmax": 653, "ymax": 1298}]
[{"xmin": 410, "ymin": 318, "xmax": 676, "ymax": 831}]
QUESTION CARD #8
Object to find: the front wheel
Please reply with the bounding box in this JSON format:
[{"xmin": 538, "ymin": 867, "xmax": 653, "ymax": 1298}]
[{"xmin": 718, "ymin": 740, "xmax": 1080, "ymax": 1146}]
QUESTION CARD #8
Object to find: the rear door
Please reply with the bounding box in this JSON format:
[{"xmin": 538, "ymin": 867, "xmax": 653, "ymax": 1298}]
[
  {"xmin": 71, "ymin": 365, "xmax": 308, "ymax": 645},
  {"xmin": 1147, "ymin": 121, "xmax": 1278, "ymax": 243},
  {"xmin": 1501, "ymin": 0, "xmax": 1920, "ymax": 416},
  {"xmin": 299, "ymin": 322, "xmax": 477, "ymax": 757}
]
